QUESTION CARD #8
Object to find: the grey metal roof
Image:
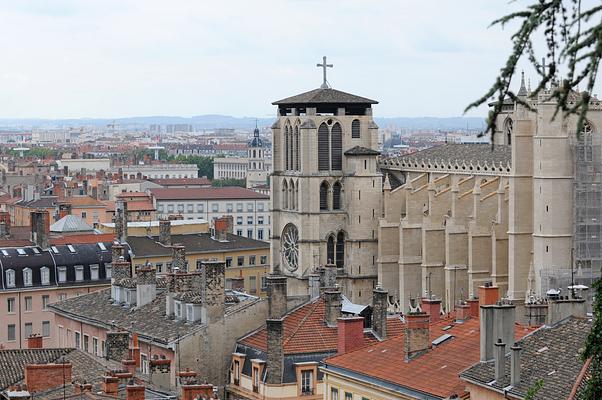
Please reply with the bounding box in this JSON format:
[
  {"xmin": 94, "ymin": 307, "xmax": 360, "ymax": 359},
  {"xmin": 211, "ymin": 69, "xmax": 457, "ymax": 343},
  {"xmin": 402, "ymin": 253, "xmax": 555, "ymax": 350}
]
[
  {"xmin": 460, "ymin": 317, "xmax": 592, "ymax": 400},
  {"xmin": 272, "ymin": 88, "xmax": 378, "ymax": 105},
  {"xmin": 383, "ymin": 143, "xmax": 511, "ymax": 168},
  {"xmin": 50, "ymin": 214, "xmax": 94, "ymax": 233}
]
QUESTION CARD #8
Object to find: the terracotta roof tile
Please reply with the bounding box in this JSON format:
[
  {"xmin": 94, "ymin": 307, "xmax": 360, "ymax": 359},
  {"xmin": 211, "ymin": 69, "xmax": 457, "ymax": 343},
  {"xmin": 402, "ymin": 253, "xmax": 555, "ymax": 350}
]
[{"xmin": 150, "ymin": 187, "xmax": 269, "ymax": 200}]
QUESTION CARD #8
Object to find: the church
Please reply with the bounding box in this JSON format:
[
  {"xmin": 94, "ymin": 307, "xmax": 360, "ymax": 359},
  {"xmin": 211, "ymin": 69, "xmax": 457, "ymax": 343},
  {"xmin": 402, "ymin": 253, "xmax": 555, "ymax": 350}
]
[{"xmin": 270, "ymin": 61, "xmax": 602, "ymax": 317}]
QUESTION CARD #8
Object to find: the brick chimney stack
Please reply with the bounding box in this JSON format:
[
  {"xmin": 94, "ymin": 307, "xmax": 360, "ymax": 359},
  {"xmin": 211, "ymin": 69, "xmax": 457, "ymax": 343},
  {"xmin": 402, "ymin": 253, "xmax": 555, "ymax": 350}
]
[
  {"xmin": 201, "ymin": 260, "xmax": 226, "ymax": 323},
  {"xmin": 25, "ymin": 362, "xmax": 72, "ymax": 393},
  {"xmin": 27, "ymin": 334, "xmax": 43, "ymax": 349},
  {"xmin": 337, "ymin": 316, "xmax": 365, "ymax": 354},
  {"xmin": 404, "ymin": 313, "xmax": 430, "ymax": 361},
  {"xmin": 126, "ymin": 383, "xmax": 145, "ymax": 400},
  {"xmin": 421, "ymin": 297, "xmax": 442, "ymax": 322},
  {"xmin": 372, "ymin": 286, "xmax": 388, "ymax": 339},
  {"xmin": 213, "ymin": 216, "xmax": 233, "ymax": 241},
  {"xmin": 266, "ymin": 274, "xmax": 288, "ymax": 319},
  {"xmin": 30, "ymin": 210, "xmax": 50, "ymax": 249},
  {"xmin": 159, "ymin": 219, "xmax": 171, "ymax": 246},
  {"xmin": 266, "ymin": 319, "xmax": 284, "ymax": 385}
]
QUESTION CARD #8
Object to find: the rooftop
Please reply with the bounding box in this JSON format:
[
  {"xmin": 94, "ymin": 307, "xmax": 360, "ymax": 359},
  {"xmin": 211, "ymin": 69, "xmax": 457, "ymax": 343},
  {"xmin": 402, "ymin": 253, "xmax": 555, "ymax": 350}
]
[
  {"xmin": 150, "ymin": 186, "xmax": 269, "ymax": 200},
  {"xmin": 272, "ymin": 88, "xmax": 378, "ymax": 105},
  {"xmin": 461, "ymin": 317, "xmax": 592, "ymax": 400},
  {"xmin": 50, "ymin": 214, "xmax": 94, "ymax": 233},
  {"xmin": 151, "ymin": 177, "xmax": 212, "ymax": 186},
  {"xmin": 324, "ymin": 316, "xmax": 535, "ymax": 399},
  {"xmin": 127, "ymin": 232, "xmax": 269, "ymax": 258}
]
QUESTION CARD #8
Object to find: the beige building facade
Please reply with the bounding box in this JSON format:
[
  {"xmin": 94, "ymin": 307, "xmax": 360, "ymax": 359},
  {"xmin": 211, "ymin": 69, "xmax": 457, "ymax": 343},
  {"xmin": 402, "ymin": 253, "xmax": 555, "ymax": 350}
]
[{"xmin": 378, "ymin": 78, "xmax": 602, "ymax": 315}]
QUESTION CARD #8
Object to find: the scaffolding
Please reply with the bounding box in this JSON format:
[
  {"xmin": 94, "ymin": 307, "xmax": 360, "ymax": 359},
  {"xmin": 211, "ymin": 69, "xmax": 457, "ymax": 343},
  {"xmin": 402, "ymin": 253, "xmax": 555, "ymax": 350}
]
[{"xmin": 571, "ymin": 130, "xmax": 602, "ymax": 303}]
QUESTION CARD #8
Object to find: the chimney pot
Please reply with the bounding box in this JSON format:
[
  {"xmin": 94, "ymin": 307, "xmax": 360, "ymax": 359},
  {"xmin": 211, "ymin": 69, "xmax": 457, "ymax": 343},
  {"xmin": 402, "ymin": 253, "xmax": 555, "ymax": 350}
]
[
  {"xmin": 510, "ymin": 344, "xmax": 522, "ymax": 386},
  {"xmin": 478, "ymin": 285, "xmax": 500, "ymax": 307},
  {"xmin": 421, "ymin": 297, "xmax": 441, "ymax": 322},
  {"xmin": 494, "ymin": 339, "xmax": 506, "ymax": 382},
  {"xmin": 324, "ymin": 289, "xmax": 342, "ymax": 327}
]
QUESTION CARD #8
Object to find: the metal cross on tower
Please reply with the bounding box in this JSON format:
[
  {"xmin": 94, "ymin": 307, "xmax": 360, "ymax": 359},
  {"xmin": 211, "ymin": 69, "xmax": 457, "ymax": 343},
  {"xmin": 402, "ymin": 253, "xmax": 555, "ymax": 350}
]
[{"xmin": 317, "ymin": 56, "xmax": 333, "ymax": 89}]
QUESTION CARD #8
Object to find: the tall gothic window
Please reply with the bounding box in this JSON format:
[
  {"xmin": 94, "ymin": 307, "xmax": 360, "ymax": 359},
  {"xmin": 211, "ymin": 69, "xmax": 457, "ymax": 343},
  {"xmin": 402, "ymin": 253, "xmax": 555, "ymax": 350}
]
[
  {"xmin": 285, "ymin": 125, "xmax": 290, "ymax": 170},
  {"xmin": 327, "ymin": 235, "xmax": 335, "ymax": 264},
  {"xmin": 336, "ymin": 231, "xmax": 345, "ymax": 268},
  {"xmin": 318, "ymin": 123, "xmax": 330, "ymax": 171},
  {"xmin": 331, "ymin": 122, "xmax": 342, "ymax": 170},
  {"xmin": 504, "ymin": 118, "xmax": 513, "ymax": 145},
  {"xmin": 282, "ymin": 180, "xmax": 289, "ymax": 209},
  {"xmin": 332, "ymin": 181, "xmax": 342, "ymax": 210},
  {"xmin": 295, "ymin": 125, "xmax": 300, "ymax": 171},
  {"xmin": 320, "ymin": 181, "xmax": 329, "ymax": 210},
  {"xmin": 351, "ymin": 119, "xmax": 360, "ymax": 138},
  {"xmin": 290, "ymin": 180, "xmax": 296, "ymax": 210}
]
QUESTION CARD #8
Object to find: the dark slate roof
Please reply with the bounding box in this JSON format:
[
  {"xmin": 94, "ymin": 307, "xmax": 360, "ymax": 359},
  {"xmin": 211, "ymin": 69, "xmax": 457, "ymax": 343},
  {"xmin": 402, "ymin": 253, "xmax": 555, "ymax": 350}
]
[
  {"xmin": 0, "ymin": 348, "xmax": 71, "ymax": 390},
  {"xmin": 383, "ymin": 143, "xmax": 512, "ymax": 168},
  {"xmin": 344, "ymin": 146, "xmax": 380, "ymax": 156},
  {"xmin": 49, "ymin": 289, "xmax": 204, "ymax": 345},
  {"xmin": 460, "ymin": 317, "xmax": 592, "ymax": 400},
  {"xmin": 272, "ymin": 88, "xmax": 378, "ymax": 105},
  {"xmin": 17, "ymin": 196, "xmax": 58, "ymax": 208},
  {"xmin": 127, "ymin": 233, "xmax": 269, "ymax": 258}
]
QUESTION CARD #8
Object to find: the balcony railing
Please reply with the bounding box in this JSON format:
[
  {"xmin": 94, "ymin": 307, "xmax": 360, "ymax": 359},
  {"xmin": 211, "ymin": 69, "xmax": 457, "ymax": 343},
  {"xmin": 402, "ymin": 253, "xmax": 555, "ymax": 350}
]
[{"xmin": 301, "ymin": 388, "xmax": 314, "ymax": 396}]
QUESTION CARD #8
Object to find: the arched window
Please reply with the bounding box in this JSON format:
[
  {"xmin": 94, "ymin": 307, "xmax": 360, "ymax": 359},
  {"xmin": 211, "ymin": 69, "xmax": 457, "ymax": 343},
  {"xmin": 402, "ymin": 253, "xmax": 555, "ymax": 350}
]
[
  {"xmin": 318, "ymin": 123, "xmax": 330, "ymax": 171},
  {"xmin": 290, "ymin": 180, "xmax": 295, "ymax": 210},
  {"xmin": 282, "ymin": 180, "xmax": 289, "ymax": 209},
  {"xmin": 5, "ymin": 269, "xmax": 15, "ymax": 288},
  {"xmin": 504, "ymin": 118, "xmax": 513, "ymax": 145},
  {"xmin": 327, "ymin": 235, "xmax": 335, "ymax": 264},
  {"xmin": 320, "ymin": 181, "xmax": 329, "ymax": 210},
  {"xmin": 41, "ymin": 267, "xmax": 50, "ymax": 285},
  {"xmin": 331, "ymin": 122, "xmax": 342, "ymax": 170},
  {"xmin": 294, "ymin": 125, "xmax": 300, "ymax": 171},
  {"xmin": 285, "ymin": 125, "xmax": 290, "ymax": 170},
  {"xmin": 351, "ymin": 119, "xmax": 360, "ymax": 138},
  {"xmin": 336, "ymin": 231, "xmax": 345, "ymax": 268},
  {"xmin": 295, "ymin": 181, "xmax": 299, "ymax": 211},
  {"xmin": 332, "ymin": 181, "xmax": 342, "ymax": 210},
  {"xmin": 23, "ymin": 268, "xmax": 32, "ymax": 286}
]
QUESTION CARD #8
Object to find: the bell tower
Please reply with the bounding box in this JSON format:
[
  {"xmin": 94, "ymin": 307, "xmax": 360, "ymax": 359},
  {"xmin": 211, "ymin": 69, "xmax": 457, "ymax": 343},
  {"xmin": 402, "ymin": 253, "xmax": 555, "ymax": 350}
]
[
  {"xmin": 270, "ymin": 57, "xmax": 382, "ymax": 301},
  {"xmin": 247, "ymin": 120, "xmax": 269, "ymax": 189}
]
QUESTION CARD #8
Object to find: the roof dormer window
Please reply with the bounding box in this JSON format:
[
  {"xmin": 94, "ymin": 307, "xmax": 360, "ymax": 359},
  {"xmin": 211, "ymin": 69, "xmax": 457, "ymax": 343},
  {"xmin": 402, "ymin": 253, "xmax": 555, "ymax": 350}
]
[
  {"xmin": 23, "ymin": 268, "xmax": 33, "ymax": 286},
  {"xmin": 16, "ymin": 249, "xmax": 26, "ymax": 256},
  {"xmin": 1, "ymin": 250, "xmax": 9, "ymax": 256},
  {"xmin": 51, "ymin": 246, "xmax": 59, "ymax": 254},
  {"xmin": 67, "ymin": 245, "xmax": 76, "ymax": 253},
  {"xmin": 5, "ymin": 269, "xmax": 15, "ymax": 288},
  {"xmin": 41, "ymin": 267, "xmax": 50, "ymax": 285},
  {"xmin": 97, "ymin": 242, "xmax": 107, "ymax": 251}
]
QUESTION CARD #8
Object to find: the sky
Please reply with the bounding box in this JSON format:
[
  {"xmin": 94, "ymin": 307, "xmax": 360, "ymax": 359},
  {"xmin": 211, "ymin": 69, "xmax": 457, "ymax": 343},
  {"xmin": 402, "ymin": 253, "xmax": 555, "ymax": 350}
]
[{"xmin": 0, "ymin": 0, "xmax": 599, "ymax": 119}]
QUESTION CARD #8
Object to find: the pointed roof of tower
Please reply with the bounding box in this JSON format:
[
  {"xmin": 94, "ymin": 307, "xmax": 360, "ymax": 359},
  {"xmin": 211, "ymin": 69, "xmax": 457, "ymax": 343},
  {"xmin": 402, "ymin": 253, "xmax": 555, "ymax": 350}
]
[
  {"xmin": 272, "ymin": 87, "xmax": 378, "ymax": 105},
  {"xmin": 517, "ymin": 71, "xmax": 528, "ymax": 97}
]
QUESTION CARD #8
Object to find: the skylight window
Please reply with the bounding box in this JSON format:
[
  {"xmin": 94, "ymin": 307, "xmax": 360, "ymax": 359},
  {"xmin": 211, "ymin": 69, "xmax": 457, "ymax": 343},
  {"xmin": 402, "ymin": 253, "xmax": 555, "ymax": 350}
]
[
  {"xmin": 16, "ymin": 249, "xmax": 26, "ymax": 255},
  {"xmin": 97, "ymin": 242, "xmax": 107, "ymax": 251},
  {"xmin": 1, "ymin": 250, "xmax": 9, "ymax": 256},
  {"xmin": 51, "ymin": 246, "xmax": 59, "ymax": 254},
  {"xmin": 32, "ymin": 248, "xmax": 40, "ymax": 254},
  {"xmin": 67, "ymin": 245, "xmax": 76, "ymax": 253}
]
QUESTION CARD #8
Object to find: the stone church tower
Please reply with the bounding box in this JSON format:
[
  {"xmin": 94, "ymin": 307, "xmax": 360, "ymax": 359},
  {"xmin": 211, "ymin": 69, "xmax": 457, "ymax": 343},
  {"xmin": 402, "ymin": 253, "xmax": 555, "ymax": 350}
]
[{"xmin": 270, "ymin": 70, "xmax": 382, "ymax": 301}]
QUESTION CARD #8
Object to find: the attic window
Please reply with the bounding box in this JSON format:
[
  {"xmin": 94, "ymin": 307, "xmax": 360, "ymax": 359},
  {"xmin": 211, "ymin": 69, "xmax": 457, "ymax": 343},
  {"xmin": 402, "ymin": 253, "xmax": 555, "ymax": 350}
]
[
  {"xmin": 1, "ymin": 250, "xmax": 8, "ymax": 256},
  {"xmin": 51, "ymin": 246, "xmax": 59, "ymax": 254},
  {"xmin": 16, "ymin": 249, "xmax": 26, "ymax": 255},
  {"xmin": 32, "ymin": 248, "xmax": 40, "ymax": 254},
  {"xmin": 97, "ymin": 242, "xmax": 107, "ymax": 251},
  {"xmin": 67, "ymin": 245, "xmax": 76, "ymax": 253}
]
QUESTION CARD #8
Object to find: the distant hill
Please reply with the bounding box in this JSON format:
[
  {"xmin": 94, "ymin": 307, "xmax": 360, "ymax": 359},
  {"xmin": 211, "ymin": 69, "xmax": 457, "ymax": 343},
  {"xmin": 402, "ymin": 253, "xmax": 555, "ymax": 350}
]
[{"xmin": 0, "ymin": 115, "xmax": 485, "ymax": 131}]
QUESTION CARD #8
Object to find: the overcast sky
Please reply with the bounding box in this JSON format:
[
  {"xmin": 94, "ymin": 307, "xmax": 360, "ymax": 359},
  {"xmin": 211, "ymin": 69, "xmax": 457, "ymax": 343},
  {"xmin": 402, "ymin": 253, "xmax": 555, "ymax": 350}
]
[{"xmin": 1, "ymin": 0, "xmax": 599, "ymax": 119}]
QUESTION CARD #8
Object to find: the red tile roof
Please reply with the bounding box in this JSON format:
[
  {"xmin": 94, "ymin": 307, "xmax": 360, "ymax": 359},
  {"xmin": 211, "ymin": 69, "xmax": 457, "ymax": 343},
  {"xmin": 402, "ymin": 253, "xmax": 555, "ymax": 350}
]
[
  {"xmin": 150, "ymin": 187, "xmax": 269, "ymax": 201},
  {"xmin": 240, "ymin": 298, "xmax": 404, "ymax": 355},
  {"xmin": 50, "ymin": 233, "xmax": 115, "ymax": 245},
  {"xmin": 105, "ymin": 200, "xmax": 155, "ymax": 212},
  {"xmin": 151, "ymin": 178, "xmax": 211, "ymax": 186},
  {"xmin": 115, "ymin": 192, "xmax": 149, "ymax": 198},
  {"xmin": 324, "ymin": 316, "xmax": 536, "ymax": 398},
  {"xmin": 60, "ymin": 196, "xmax": 106, "ymax": 208}
]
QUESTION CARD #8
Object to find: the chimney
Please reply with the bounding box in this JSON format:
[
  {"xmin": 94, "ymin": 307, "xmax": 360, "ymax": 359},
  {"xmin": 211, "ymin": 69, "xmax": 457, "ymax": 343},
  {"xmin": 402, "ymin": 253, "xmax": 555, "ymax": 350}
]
[
  {"xmin": 421, "ymin": 297, "xmax": 441, "ymax": 322},
  {"xmin": 181, "ymin": 384, "xmax": 214, "ymax": 400},
  {"xmin": 111, "ymin": 242, "xmax": 125, "ymax": 262},
  {"xmin": 308, "ymin": 274, "xmax": 320, "ymax": 300},
  {"xmin": 494, "ymin": 339, "xmax": 506, "ymax": 382},
  {"xmin": 510, "ymin": 344, "xmax": 522, "ymax": 386},
  {"xmin": 404, "ymin": 313, "xmax": 430, "ymax": 361},
  {"xmin": 478, "ymin": 284, "xmax": 500, "ymax": 307},
  {"xmin": 130, "ymin": 333, "xmax": 141, "ymax": 368},
  {"xmin": 27, "ymin": 334, "xmax": 43, "ymax": 349},
  {"xmin": 546, "ymin": 298, "xmax": 586, "ymax": 325},
  {"xmin": 467, "ymin": 297, "xmax": 480, "ymax": 319},
  {"xmin": 126, "ymin": 383, "xmax": 145, "ymax": 400},
  {"xmin": 324, "ymin": 288, "xmax": 342, "ymax": 327},
  {"xmin": 122, "ymin": 359, "xmax": 137, "ymax": 375},
  {"xmin": 201, "ymin": 260, "xmax": 226, "ymax": 323},
  {"xmin": 58, "ymin": 204, "xmax": 71, "ymax": 219},
  {"xmin": 213, "ymin": 216, "xmax": 232, "ymax": 241},
  {"xmin": 266, "ymin": 319, "xmax": 284, "ymax": 384},
  {"xmin": 159, "ymin": 219, "xmax": 171, "ymax": 245},
  {"xmin": 73, "ymin": 381, "xmax": 93, "ymax": 394},
  {"xmin": 30, "ymin": 210, "xmax": 49, "ymax": 249},
  {"xmin": 455, "ymin": 302, "xmax": 471, "ymax": 322},
  {"xmin": 372, "ymin": 287, "xmax": 388, "ymax": 339},
  {"xmin": 480, "ymin": 302, "xmax": 516, "ymax": 361},
  {"xmin": 322, "ymin": 263, "xmax": 337, "ymax": 289},
  {"xmin": 171, "ymin": 244, "xmax": 186, "ymax": 272},
  {"xmin": 25, "ymin": 362, "xmax": 72, "ymax": 393},
  {"xmin": 266, "ymin": 274, "xmax": 288, "ymax": 319},
  {"xmin": 337, "ymin": 316, "xmax": 365, "ymax": 354},
  {"xmin": 106, "ymin": 331, "xmax": 130, "ymax": 362},
  {"xmin": 136, "ymin": 265, "xmax": 157, "ymax": 307}
]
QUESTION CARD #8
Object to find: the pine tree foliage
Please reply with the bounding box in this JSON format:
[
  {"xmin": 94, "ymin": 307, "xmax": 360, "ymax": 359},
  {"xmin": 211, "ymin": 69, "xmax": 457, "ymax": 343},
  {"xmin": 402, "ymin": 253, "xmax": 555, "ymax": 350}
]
[
  {"xmin": 466, "ymin": 1, "xmax": 601, "ymax": 139},
  {"xmin": 582, "ymin": 277, "xmax": 602, "ymax": 399}
]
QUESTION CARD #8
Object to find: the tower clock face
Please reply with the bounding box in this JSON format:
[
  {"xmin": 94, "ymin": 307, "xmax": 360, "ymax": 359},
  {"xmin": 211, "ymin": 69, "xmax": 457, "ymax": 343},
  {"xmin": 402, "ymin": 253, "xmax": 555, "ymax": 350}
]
[{"xmin": 281, "ymin": 224, "xmax": 299, "ymax": 272}]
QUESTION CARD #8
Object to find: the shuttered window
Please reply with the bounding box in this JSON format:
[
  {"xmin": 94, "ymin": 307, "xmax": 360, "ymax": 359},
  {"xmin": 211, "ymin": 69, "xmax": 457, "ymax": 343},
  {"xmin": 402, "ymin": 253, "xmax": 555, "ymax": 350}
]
[
  {"xmin": 351, "ymin": 119, "xmax": 360, "ymax": 138},
  {"xmin": 331, "ymin": 123, "xmax": 342, "ymax": 170},
  {"xmin": 318, "ymin": 123, "xmax": 330, "ymax": 171}
]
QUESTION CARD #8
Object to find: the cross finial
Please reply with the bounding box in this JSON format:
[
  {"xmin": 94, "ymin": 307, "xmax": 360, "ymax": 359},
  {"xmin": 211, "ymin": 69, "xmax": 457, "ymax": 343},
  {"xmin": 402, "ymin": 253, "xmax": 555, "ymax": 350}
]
[{"xmin": 317, "ymin": 56, "xmax": 333, "ymax": 89}]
